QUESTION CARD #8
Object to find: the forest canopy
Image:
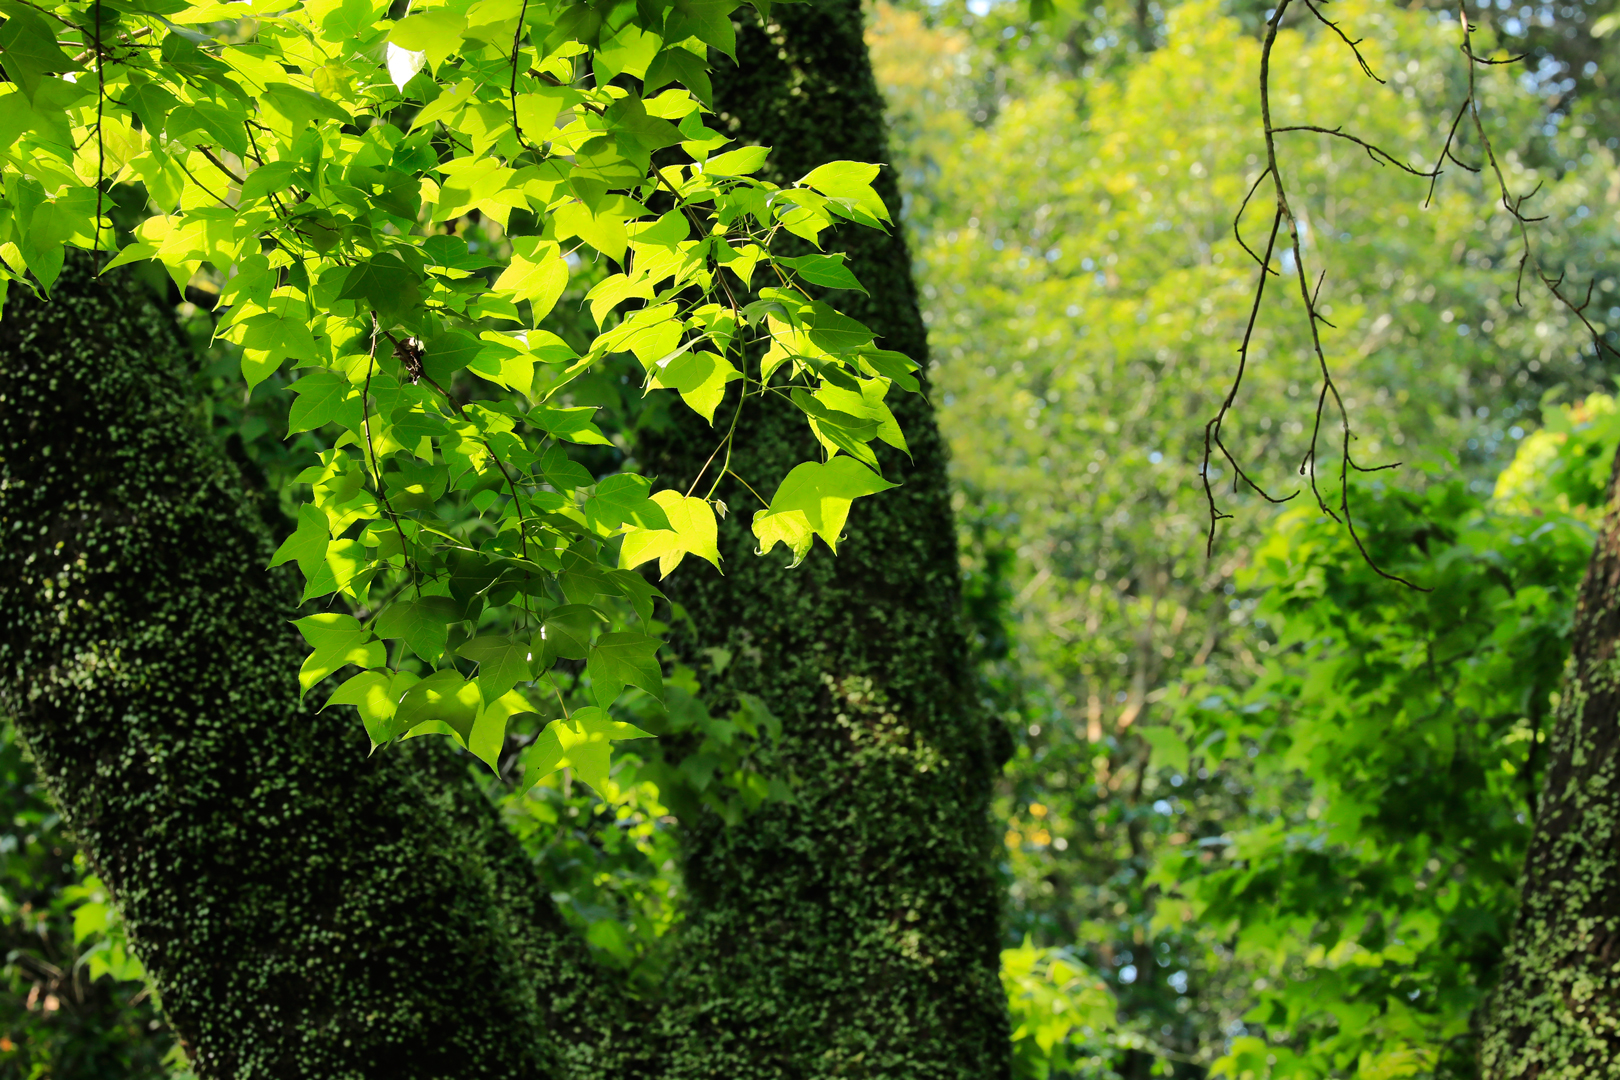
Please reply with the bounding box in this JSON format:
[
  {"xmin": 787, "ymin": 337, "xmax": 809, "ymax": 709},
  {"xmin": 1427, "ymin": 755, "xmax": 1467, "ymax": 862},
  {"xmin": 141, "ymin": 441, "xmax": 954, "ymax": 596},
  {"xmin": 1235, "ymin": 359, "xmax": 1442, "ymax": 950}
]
[{"xmin": 1, "ymin": 0, "xmax": 1618, "ymax": 1075}]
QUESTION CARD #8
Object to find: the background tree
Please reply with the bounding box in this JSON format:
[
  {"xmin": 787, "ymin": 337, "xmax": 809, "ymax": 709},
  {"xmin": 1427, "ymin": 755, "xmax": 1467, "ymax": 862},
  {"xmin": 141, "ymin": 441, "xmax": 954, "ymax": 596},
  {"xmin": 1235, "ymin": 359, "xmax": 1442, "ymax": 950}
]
[{"xmin": 866, "ymin": 0, "xmax": 1618, "ymax": 1071}]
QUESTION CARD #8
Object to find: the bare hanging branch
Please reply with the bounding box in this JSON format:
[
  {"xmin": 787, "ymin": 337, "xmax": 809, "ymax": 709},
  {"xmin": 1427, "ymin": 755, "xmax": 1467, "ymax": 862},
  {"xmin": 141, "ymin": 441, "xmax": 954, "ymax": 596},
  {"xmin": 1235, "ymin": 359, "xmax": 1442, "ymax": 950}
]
[{"xmin": 1203, "ymin": 0, "xmax": 1617, "ymax": 590}]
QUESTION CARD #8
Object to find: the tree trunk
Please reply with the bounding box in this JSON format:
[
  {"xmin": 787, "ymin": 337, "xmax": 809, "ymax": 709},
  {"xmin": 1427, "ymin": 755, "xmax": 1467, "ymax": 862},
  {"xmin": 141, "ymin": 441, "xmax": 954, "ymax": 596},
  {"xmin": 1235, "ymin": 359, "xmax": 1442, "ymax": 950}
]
[
  {"xmin": 1482, "ymin": 444, "xmax": 1620, "ymax": 1076},
  {"xmin": 0, "ymin": 258, "xmax": 577, "ymax": 1079},
  {"xmin": 640, "ymin": 3, "xmax": 1015, "ymax": 1076}
]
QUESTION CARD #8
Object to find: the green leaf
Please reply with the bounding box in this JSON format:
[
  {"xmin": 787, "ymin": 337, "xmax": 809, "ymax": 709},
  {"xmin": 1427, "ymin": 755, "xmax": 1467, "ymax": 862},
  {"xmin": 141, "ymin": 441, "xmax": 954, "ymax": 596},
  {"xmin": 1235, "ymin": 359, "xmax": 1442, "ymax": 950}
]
[
  {"xmin": 513, "ymin": 86, "xmax": 583, "ymax": 135},
  {"xmin": 605, "ymin": 568, "xmax": 663, "ymax": 625},
  {"xmin": 324, "ymin": 538, "xmax": 371, "ymax": 598},
  {"xmin": 1139, "ymin": 726, "xmax": 1190, "ymax": 777},
  {"xmin": 287, "ymin": 370, "xmax": 362, "ymax": 433},
  {"xmin": 534, "ymin": 603, "xmax": 604, "ymax": 664},
  {"xmin": 798, "ymin": 160, "xmax": 890, "ymax": 225},
  {"xmin": 392, "ymin": 668, "xmax": 481, "ymax": 742},
  {"xmin": 457, "ymin": 634, "xmax": 534, "ymax": 703},
  {"xmin": 269, "ymin": 503, "xmax": 330, "ymax": 581},
  {"xmin": 540, "ymin": 444, "xmax": 594, "ymax": 493},
  {"xmin": 752, "ymin": 457, "xmax": 898, "ymax": 567},
  {"xmin": 422, "ymin": 234, "xmax": 501, "ymax": 271},
  {"xmin": 165, "ymin": 101, "xmax": 248, "ymax": 158},
  {"xmin": 814, "ymin": 380, "xmax": 907, "ymax": 454},
  {"xmin": 469, "ymin": 689, "xmax": 534, "ymax": 773},
  {"xmin": 493, "ymin": 238, "xmax": 569, "ymax": 320},
  {"xmin": 701, "ymin": 145, "xmax": 770, "ymax": 177},
  {"xmin": 239, "ymin": 160, "xmax": 300, "ymax": 204},
  {"xmin": 649, "ymin": 350, "xmax": 741, "ymax": 424},
  {"xmin": 293, "ymin": 613, "xmax": 385, "ymax": 696},
  {"xmin": 339, "ymin": 253, "xmax": 421, "ymax": 323},
  {"xmin": 595, "ymin": 20, "xmax": 662, "ymax": 81},
  {"xmin": 389, "ymin": 8, "xmax": 468, "ymax": 69},
  {"xmin": 857, "ymin": 349, "xmax": 921, "ymax": 394},
  {"xmin": 521, "ymin": 707, "xmax": 654, "ymax": 794},
  {"xmin": 646, "ymin": 44, "xmax": 713, "ymax": 106},
  {"xmin": 664, "ymin": 0, "xmax": 739, "ymax": 58},
  {"xmin": 119, "ymin": 77, "xmax": 179, "ymax": 141},
  {"xmin": 261, "ymin": 82, "xmax": 350, "ymax": 128},
  {"xmin": 0, "ymin": 10, "xmax": 83, "ymax": 103},
  {"xmin": 790, "ymin": 387, "xmax": 879, "ymax": 440},
  {"xmin": 619, "ymin": 491, "xmax": 721, "ymax": 578},
  {"xmin": 528, "ymin": 404, "xmax": 612, "ymax": 446},
  {"xmin": 584, "ymin": 472, "xmax": 673, "ymax": 532},
  {"xmin": 235, "ymin": 312, "xmax": 320, "ymax": 388},
  {"xmin": 587, "ymin": 632, "xmax": 664, "ymax": 707},
  {"xmin": 781, "ymin": 253, "xmax": 867, "ymax": 294},
  {"xmin": 422, "ymin": 329, "xmax": 484, "ymax": 385},
  {"xmin": 375, "ymin": 595, "xmax": 462, "ymax": 663},
  {"xmin": 324, "ymin": 669, "xmax": 414, "ymax": 750},
  {"xmin": 804, "ymin": 302, "xmax": 877, "ymax": 355}
]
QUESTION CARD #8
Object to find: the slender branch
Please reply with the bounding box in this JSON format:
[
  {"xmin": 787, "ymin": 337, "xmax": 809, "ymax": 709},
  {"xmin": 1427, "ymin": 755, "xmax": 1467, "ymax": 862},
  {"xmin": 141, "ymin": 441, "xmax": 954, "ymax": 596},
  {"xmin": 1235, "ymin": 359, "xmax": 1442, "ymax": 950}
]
[
  {"xmin": 93, "ymin": 0, "xmax": 104, "ymax": 257},
  {"xmin": 1271, "ymin": 125, "xmax": 1439, "ymax": 178},
  {"xmin": 1203, "ymin": 0, "xmax": 1430, "ymax": 588},
  {"xmin": 1455, "ymin": 3, "xmax": 1617, "ymax": 361},
  {"xmin": 1300, "ymin": 0, "xmax": 1384, "ymax": 83},
  {"xmin": 362, "ymin": 312, "xmax": 416, "ymax": 585},
  {"xmin": 197, "ymin": 145, "xmax": 247, "ymax": 187},
  {"xmin": 1232, "ymin": 166, "xmax": 1279, "ymax": 274}
]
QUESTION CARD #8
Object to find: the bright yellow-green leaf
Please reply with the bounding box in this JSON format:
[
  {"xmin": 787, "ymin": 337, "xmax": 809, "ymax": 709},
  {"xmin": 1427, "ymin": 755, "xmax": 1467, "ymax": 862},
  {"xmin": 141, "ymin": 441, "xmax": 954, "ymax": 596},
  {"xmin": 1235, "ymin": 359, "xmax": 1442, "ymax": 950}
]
[
  {"xmin": 619, "ymin": 490, "xmax": 721, "ymax": 577},
  {"xmin": 753, "ymin": 457, "xmax": 897, "ymax": 567}
]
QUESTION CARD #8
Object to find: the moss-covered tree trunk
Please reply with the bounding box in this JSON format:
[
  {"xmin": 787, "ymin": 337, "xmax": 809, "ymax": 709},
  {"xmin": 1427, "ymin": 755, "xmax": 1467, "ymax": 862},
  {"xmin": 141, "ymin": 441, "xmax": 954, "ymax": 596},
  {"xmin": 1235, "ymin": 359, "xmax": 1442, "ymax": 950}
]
[
  {"xmin": 641, "ymin": 4, "xmax": 1014, "ymax": 1076},
  {"xmin": 0, "ymin": 259, "xmax": 578, "ymax": 1079},
  {"xmin": 1482, "ymin": 445, "xmax": 1620, "ymax": 1076}
]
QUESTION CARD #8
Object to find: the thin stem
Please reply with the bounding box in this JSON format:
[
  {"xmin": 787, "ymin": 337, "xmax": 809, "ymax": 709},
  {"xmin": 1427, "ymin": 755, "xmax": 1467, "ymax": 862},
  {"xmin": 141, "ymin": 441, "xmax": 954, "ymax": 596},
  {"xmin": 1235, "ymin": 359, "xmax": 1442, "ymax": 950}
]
[
  {"xmin": 93, "ymin": 0, "xmax": 104, "ymax": 257},
  {"xmin": 362, "ymin": 312, "xmax": 417, "ymax": 586}
]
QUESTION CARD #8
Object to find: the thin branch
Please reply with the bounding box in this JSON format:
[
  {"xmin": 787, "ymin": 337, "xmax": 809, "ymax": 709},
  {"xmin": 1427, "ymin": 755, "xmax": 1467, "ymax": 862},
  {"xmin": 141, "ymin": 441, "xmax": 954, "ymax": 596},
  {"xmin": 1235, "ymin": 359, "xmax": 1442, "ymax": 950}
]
[
  {"xmin": 1455, "ymin": 2, "xmax": 1617, "ymax": 361},
  {"xmin": 361, "ymin": 312, "xmax": 416, "ymax": 585},
  {"xmin": 1203, "ymin": 0, "xmax": 1432, "ymax": 588},
  {"xmin": 1271, "ymin": 125, "xmax": 1439, "ymax": 178},
  {"xmin": 1300, "ymin": 0, "xmax": 1384, "ymax": 83},
  {"xmin": 93, "ymin": 0, "xmax": 104, "ymax": 257},
  {"xmin": 1232, "ymin": 166, "xmax": 1279, "ymax": 274}
]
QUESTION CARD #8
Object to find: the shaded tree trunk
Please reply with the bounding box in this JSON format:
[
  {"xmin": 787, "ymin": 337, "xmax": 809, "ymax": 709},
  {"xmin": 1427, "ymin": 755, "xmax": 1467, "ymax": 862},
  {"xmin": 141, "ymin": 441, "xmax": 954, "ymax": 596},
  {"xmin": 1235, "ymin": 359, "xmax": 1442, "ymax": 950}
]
[
  {"xmin": 0, "ymin": 258, "xmax": 580, "ymax": 1079},
  {"xmin": 640, "ymin": 3, "xmax": 1015, "ymax": 1076},
  {"xmin": 1482, "ymin": 444, "xmax": 1620, "ymax": 1076}
]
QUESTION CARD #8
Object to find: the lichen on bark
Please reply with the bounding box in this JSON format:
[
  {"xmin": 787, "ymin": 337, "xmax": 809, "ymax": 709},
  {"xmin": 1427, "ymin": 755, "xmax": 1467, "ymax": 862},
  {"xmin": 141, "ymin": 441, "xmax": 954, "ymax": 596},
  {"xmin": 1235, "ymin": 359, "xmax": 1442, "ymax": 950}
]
[{"xmin": 1482, "ymin": 445, "xmax": 1620, "ymax": 1077}]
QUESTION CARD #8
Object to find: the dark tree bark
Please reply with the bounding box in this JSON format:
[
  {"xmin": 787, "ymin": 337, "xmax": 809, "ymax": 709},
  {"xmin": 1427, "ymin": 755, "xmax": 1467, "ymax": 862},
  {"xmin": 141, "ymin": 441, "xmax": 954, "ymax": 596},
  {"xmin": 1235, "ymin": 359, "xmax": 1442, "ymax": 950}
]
[
  {"xmin": 1482, "ymin": 446, "xmax": 1620, "ymax": 1076},
  {"xmin": 640, "ymin": 3, "xmax": 1015, "ymax": 1076},
  {"xmin": 0, "ymin": 258, "xmax": 571, "ymax": 1079}
]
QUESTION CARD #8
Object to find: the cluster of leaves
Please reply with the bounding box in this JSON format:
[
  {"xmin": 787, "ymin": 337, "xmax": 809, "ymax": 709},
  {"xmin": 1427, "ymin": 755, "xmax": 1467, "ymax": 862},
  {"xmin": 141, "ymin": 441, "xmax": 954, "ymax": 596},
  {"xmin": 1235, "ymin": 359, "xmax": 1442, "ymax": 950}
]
[
  {"xmin": 1003, "ymin": 938, "xmax": 1121, "ymax": 1079},
  {"xmin": 1154, "ymin": 392, "xmax": 1618, "ymax": 1077},
  {"xmin": 0, "ymin": 0, "xmax": 921, "ymax": 792}
]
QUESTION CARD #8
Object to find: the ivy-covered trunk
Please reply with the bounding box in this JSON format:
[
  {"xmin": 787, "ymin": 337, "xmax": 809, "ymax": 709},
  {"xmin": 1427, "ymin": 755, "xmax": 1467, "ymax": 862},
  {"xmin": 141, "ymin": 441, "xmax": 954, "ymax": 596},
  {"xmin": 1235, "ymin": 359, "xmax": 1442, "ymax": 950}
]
[
  {"xmin": 641, "ymin": 3, "xmax": 1015, "ymax": 1076},
  {"xmin": 1482, "ymin": 445, "xmax": 1620, "ymax": 1076},
  {"xmin": 0, "ymin": 259, "xmax": 575, "ymax": 1079}
]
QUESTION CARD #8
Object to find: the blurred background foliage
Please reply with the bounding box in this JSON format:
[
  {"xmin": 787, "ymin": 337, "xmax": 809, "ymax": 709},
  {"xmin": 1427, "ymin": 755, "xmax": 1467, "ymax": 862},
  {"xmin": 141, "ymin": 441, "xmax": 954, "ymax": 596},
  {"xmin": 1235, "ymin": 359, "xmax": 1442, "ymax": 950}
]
[
  {"xmin": 868, "ymin": 0, "xmax": 1618, "ymax": 1073},
  {"xmin": 4, "ymin": 0, "xmax": 1620, "ymax": 1075}
]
